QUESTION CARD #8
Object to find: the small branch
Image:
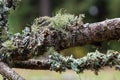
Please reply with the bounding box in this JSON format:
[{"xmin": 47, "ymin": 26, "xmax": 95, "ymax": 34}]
[
  {"xmin": 0, "ymin": 62, "xmax": 25, "ymax": 80},
  {"xmin": 12, "ymin": 59, "xmax": 50, "ymax": 70},
  {"xmin": 11, "ymin": 50, "xmax": 120, "ymax": 75}
]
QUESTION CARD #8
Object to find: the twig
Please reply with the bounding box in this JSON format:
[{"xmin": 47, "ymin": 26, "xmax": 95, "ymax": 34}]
[
  {"xmin": 11, "ymin": 50, "xmax": 120, "ymax": 75},
  {"xmin": 12, "ymin": 59, "xmax": 50, "ymax": 70}
]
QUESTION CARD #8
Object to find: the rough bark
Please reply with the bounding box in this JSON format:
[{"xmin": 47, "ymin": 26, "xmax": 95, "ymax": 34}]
[
  {"xmin": 6, "ymin": 18, "xmax": 120, "ymax": 61},
  {"xmin": 0, "ymin": 62, "xmax": 25, "ymax": 80},
  {"xmin": 10, "ymin": 51, "xmax": 120, "ymax": 75},
  {"xmin": 43, "ymin": 18, "xmax": 120, "ymax": 50},
  {"xmin": 12, "ymin": 59, "xmax": 50, "ymax": 70}
]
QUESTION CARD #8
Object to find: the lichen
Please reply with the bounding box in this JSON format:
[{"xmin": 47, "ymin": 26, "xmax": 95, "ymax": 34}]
[
  {"xmin": 2, "ymin": 40, "xmax": 16, "ymax": 50},
  {"xmin": 49, "ymin": 12, "xmax": 84, "ymax": 32},
  {"xmin": 31, "ymin": 16, "xmax": 50, "ymax": 32},
  {"xmin": 49, "ymin": 13, "xmax": 75, "ymax": 29},
  {"xmin": 48, "ymin": 49, "xmax": 120, "ymax": 74},
  {"xmin": 31, "ymin": 11, "xmax": 85, "ymax": 33}
]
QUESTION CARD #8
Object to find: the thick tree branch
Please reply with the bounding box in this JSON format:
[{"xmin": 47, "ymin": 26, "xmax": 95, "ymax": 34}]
[
  {"xmin": 75, "ymin": 18, "xmax": 120, "ymax": 45},
  {"xmin": 0, "ymin": 62, "xmax": 25, "ymax": 80},
  {"xmin": 43, "ymin": 18, "xmax": 120, "ymax": 51},
  {"xmin": 2, "ymin": 18, "xmax": 120, "ymax": 61}
]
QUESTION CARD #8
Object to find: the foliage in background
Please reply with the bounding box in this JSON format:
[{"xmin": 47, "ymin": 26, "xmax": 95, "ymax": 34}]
[{"xmin": 8, "ymin": 0, "xmax": 39, "ymax": 34}]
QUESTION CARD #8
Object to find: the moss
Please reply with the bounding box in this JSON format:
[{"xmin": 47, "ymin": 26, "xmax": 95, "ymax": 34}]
[{"xmin": 2, "ymin": 40, "xmax": 16, "ymax": 50}]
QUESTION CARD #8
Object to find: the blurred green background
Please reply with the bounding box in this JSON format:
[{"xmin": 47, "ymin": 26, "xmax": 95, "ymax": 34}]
[{"xmin": 4, "ymin": 0, "xmax": 120, "ymax": 80}]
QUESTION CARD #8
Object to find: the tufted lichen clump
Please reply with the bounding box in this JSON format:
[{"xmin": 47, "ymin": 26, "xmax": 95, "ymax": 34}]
[
  {"xmin": 31, "ymin": 12, "xmax": 84, "ymax": 33},
  {"xmin": 31, "ymin": 16, "xmax": 50, "ymax": 32},
  {"xmin": 49, "ymin": 49, "xmax": 120, "ymax": 74},
  {"xmin": 50, "ymin": 13, "xmax": 84, "ymax": 29},
  {"xmin": 2, "ymin": 40, "xmax": 16, "ymax": 50},
  {"xmin": 49, "ymin": 13, "xmax": 75, "ymax": 30}
]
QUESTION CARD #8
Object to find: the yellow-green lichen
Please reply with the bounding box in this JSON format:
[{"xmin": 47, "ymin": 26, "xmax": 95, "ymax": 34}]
[
  {"xmin": 49, "ymin": 13, "xmax": 75, "ymax": 29},
  {"xmin": 31, "ymin": 16, "xmax": 50, "ymax": 32},
  {"xmin": 2, "ymin": 40, "xmax": 16, "ymax": 50},
  {"xmin": 49, "ymin": 11, "xmax": 85, "ymax": 30},
  {"xmin": 31, "ymin": 11, "xmax": 85, "ymax": 33}
]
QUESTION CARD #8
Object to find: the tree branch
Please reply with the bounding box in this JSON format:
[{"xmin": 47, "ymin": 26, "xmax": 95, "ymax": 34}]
[
  {"xmin": 2, "ymin": 18, "xmax": 120, "ymax": 61},
  {"xmin": 41, "ymin": 18, "xmax": 120, "ymax": 50},
  {"xmin": 0, "ymin": 62, "xmax": 25, "ymax": 80},
  {"xmin": 12, "ymin": 59, "xmax": 50, "ymax": 70},
  {"xmin": 11, "ymin": 50, "xmax": 120, "ymax": 75}
]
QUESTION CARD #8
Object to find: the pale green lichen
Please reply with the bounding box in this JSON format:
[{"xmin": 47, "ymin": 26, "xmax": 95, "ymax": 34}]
[
  {"xmin": 49, "ymin": 49, "xmax": 120, "ymax": 74},
  {"xmin": 49, "ymin": 13, "xmax": 84, "ymax": 32},
  {"xmin": 31, "ymin": 11, "xmax": 84, "ymax": 33},
  {"xmin": 2, "ymin": 40, "xmax": 16, "ymax": 50},
  {"xmin": 31, "ymin": 16, "xmax": 50, "ymax": 32},
  {"xmin": 49, "ymin": 13, "xmax": 75, "ymax": 29}
]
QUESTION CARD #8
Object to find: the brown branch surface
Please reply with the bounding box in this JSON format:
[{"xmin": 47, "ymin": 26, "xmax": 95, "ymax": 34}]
[
  {"xmin": 8, "ymin": 18, "xmax": 120, "ymax": 60},
  {"xmin": 13, "ymin": 59, "xmax": 50, "ymax": 70},
  {"xmin": 51, "ymin": 18, "xmax": 120, "ymax": 50},
  {"xmin": 0, "ymin": 62, "xmax": 25, "ymax": 80}
]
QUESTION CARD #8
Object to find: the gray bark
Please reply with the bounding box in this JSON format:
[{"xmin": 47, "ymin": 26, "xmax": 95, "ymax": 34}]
[
  {"xmin": 6, "ymin": 18, "xmax": 120, "ymax": 61},
  {"xmin": 0, "ymin": 62, "xmax": 25, "ymax": 80}
]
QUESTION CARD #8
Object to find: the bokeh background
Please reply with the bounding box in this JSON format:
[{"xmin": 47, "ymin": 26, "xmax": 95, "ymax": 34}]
[{"xmin": 1, "ymin": 0, "xmax": 120, "ymax": 80}]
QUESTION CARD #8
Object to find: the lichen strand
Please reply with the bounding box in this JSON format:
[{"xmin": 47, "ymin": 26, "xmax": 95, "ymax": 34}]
[{"xmin": 49, "ymin": 49, "xmax": 120, "ymax": 74}]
